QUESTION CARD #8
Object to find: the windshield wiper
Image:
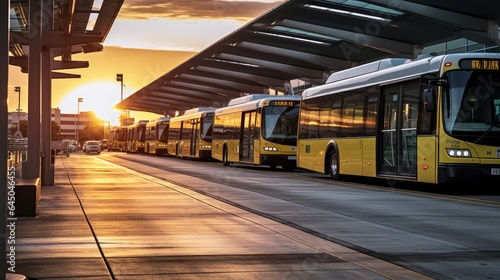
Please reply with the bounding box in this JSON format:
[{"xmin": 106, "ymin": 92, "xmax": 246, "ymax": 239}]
[
  {"xmin": 277, "ymin": 133, "xmax": 296, "ymax": 144},
  {"xmin": 475, "ymin": 121, "xmax": 500, "ymax": 144}
]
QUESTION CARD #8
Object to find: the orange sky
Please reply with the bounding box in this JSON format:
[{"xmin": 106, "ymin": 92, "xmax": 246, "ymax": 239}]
[
  {"xmin": 52, "ymin": 48, "xmax": 196, "ymax": 124},
  {"xmin": 8, "ymin": 0, "xmax": 284, "ymax": 125},
  {"xmin": 8, "ymin": 48, "xmax": 195, "ymax": 124}
]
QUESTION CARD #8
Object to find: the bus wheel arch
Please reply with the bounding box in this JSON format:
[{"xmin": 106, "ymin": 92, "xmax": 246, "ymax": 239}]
[{"xmin": 326, "ymin": 143, "xmax": 340, "ymax": 180}]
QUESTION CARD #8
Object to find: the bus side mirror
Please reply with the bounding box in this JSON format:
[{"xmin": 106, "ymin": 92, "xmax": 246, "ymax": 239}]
[{"xmin": 423, "ymin": 88, "xmax": 435, "ymax": 112}]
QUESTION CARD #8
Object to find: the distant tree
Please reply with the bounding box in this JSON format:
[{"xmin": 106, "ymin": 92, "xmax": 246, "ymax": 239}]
[
  {"xmin": 20, "ymin": 120, "xmax": 28, "ymax": 137},
  {"xmin": 9, "ymin": 124, "xmax": 18, "ymax": 136},
  {"xmin": 10, "ymin": 120, "xmax": 61, "ymax": 140},
  {"xmin": 80, "ymin": 120, "xmax": 104, "ymax": 143},
  {"xmin": 51, "ymin": 121, "xmax": 61, "ymax": 140}
]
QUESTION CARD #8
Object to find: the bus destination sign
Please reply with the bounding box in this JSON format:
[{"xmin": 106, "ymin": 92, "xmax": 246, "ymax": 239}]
[
  {"xmin": 460, "ymin": 59, "xmax": 500, "ymax": 70},
  {"xmin": 270, "ymin": 101, "xmax": 300, "ymax": 106}
]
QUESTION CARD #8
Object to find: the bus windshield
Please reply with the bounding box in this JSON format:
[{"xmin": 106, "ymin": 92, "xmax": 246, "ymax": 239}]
[
  {"xmin": 201, "ymin": 116, "xmax": 213, "ymax": 142},
  {"xmin": 158, "ymin": 124, "xmax": 169, "ymax": 142},
  {"xmin": 138, "ymin": 126, "xmax": 147, "ymax": 142},
  {"xmin": 262, "ymin": 105, "xmax": 299, "ymax": 145},
  {"xmin": 443, "ymin": 70, "xmax": 500, "ymax": 145},
  {"xmin": 116, "ymin": 128, "xmax": 127, "ymax": 141}
]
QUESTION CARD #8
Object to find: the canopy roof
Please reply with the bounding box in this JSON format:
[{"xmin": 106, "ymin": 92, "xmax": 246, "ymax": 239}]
[
  {"xmin": 9, "ymin": 0, "xmax": 123, "ymax": 78},
  {"xmin": 121, "ymin": 0, "xmax": 497, "ymax": 116}
]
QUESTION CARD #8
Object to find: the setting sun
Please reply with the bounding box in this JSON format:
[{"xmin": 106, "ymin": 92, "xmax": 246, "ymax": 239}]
[{"xmin": 58, "ymin": 82, "xmax": 126, "ymax": 126}]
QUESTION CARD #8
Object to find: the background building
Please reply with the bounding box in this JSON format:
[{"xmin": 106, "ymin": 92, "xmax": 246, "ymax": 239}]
[{"xmin": 7, "ymin": 108, "xmax": 101, "ymax": 142}]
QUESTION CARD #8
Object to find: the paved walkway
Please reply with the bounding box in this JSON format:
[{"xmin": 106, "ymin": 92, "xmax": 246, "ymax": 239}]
[{"xmin": 12, "ymin": 153, "xmax": 429, "ymax": 279}]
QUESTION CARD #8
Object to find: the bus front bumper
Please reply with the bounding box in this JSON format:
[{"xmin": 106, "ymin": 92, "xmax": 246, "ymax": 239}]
[
  {"xmin": 199, "ymin": 150, "xmax": 212, "ymax": 159},
  {"xmin": 260, "ymin": 155, "xmax": 297, "ymax": 169},
  {"xmin": 438, "ymin": 163, "xmax": 500, "ymax": 184}
]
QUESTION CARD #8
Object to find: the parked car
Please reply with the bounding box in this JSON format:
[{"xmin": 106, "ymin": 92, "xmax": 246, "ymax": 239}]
[
  {"xmin": 83, "ymin": 140, "xmax": 101, "ymax": 154},
  {"xmin": 99, "ymin": 139, "xmax": 108, "ymax": 151}
]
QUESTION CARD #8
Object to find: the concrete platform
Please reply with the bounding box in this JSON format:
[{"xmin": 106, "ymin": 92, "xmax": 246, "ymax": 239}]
[{"xmin": 12, "ymin": 154, "xmax": 430, "ymax": 279}]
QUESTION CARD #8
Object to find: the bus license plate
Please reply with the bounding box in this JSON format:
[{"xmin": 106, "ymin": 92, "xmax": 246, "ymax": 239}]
[
  {"xmin": 288, "ymin": 156, "xmax": 297, "ymax": 160},
  {"xmin": 492, "ymin": 168, "xmax": 500, "ymax": 175}
]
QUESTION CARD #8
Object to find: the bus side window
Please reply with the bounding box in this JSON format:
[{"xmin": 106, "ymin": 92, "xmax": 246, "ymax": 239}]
[
  {"xmin": 364, "ymin": 94, "xmax": 378, "ymax": 136},
  {"xmin": 299, "ymin": 101, "xmax": 320, "ymax": 139}
]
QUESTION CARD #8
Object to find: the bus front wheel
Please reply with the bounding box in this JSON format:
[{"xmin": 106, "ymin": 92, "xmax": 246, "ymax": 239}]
[
  {"xmin": 328, "ymin": 149, "xmax": 340, "ymax": 180},
  {"xmin": 222, "ymin": 146, "xmax": 230, "ymax": 166}
]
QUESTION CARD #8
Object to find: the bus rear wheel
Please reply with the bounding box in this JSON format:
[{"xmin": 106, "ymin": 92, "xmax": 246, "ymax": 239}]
[
  {"xmin": 222, "ymin": 146, "xmax": 230, "ymax": 166},
  {"xmin": 328, "ymin": 149, "xmax": 340, "ymax": 180}
]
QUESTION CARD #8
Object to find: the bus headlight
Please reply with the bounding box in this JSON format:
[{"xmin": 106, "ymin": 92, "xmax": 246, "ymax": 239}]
[
  {"xmin": 446, "ymin": 148, "xmax": 471, "ymax": 158},
  {"xmin": 264, "ymin": 146, "xmax": 278, "ymax": 151},
  {"xmin": 201, "ymin": 145, "xmax": 211, "ymax": 149}
]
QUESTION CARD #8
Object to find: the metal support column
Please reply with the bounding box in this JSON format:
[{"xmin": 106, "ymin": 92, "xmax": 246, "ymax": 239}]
[
  {"xmin": 3, "ymin": 2, "xmax": 27, "ymax": 279},
  {"xmin": 41, "ymin": 49, "xmax": 53, "ymax": 185},
  {"xmin": 41, "ymin": 0, "xmax": 54, "ymax": 186},
  {"xmin": 283, "ymin": 80, "xmax": 294, "ymax": 95},
  {"xmin": 1, "ymin": 0, "xmax": 10, "ymax": 277},
  {"xmin": 24, "ymin": 0, "xmax": 42, "ymax": 179}
]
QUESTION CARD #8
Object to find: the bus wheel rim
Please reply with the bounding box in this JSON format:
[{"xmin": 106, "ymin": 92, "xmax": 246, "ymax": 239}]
[{"xmin": 330, "ymin": 154, "xmax": 338, "ymax": 175}]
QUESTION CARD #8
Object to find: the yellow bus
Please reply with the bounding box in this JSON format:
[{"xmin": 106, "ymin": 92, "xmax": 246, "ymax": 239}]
[
  {"xmin": 297, "ymin": 53, "xmax": 500, "ymax": 184},
  {"xmin": 125, "ymin": 120, "xmax": 148, "ymax": 153},
  {"xmin": 167, "ymin": 107, "xmax": 215, "ymax": 159},
  {"xmin": 145, "ymin": 117, "xmax": 170, "ymax": 155},
  {"xmin": 212, "ymin": 94, "xmax": 300, "ymax": 171},
  {"xmin": 108, "ymin": 126, "xmax": 128, "ymax": 151}
]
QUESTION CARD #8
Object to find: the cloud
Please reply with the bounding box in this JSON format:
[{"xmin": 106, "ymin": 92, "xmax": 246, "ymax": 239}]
[{"xmin": 118, "ymin": 0, "xmax": 284, "ymax": 21}]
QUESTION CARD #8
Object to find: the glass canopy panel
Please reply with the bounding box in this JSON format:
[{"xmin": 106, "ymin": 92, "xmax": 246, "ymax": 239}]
[
  {"xmin": 256, "ymin": 31, "xmax": 331, "ymax": 45},
  {"xmin": 271, "ymin": 26, "xmax": 341, "ymax": 43},
  {"xmin": 10, "ymin": 4, "xmax": 28, "ymax": 32},
  {"xmin": 86, "ymin": 13, "xmax": 99, "ymax": 31},
  {"xmin": 313, "ymin": 0, "xmax": 404, "ymax": 21}
]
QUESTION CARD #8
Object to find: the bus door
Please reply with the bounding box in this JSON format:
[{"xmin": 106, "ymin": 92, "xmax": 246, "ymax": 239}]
[
  {"xmin": 190, "ymin": 119, "xmax": 199, "ymax": 157},
  {"xmin": 127, "ymin": 127, "xmax": 135, "ymax": 152},
  {"xmin": 379, "ymin": 81, "xmax": 419, "ymax": 177},
  {"xmin": 241, "ymin": 111, "xmax": 256, "ymax": 162}
]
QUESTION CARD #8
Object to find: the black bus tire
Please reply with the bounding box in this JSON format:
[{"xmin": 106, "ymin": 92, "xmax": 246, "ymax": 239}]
[{"xmin": 328, "ymin": 148, "xmax": 340, "ymax": 180}]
